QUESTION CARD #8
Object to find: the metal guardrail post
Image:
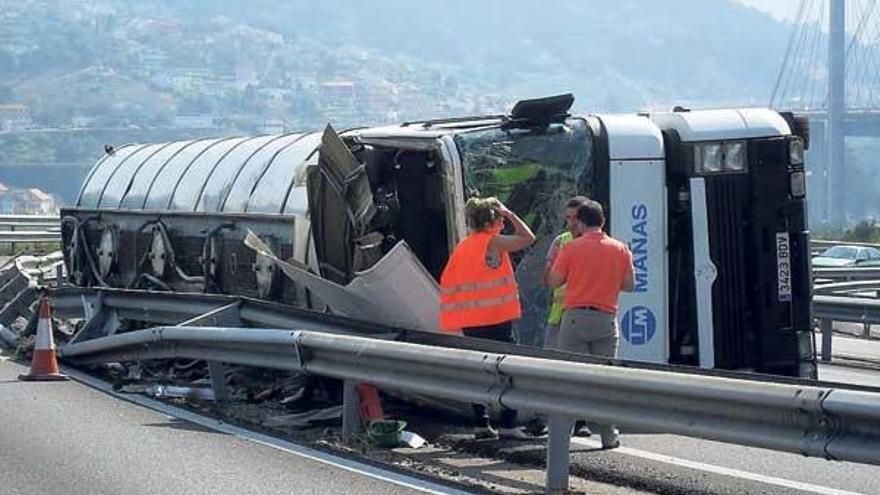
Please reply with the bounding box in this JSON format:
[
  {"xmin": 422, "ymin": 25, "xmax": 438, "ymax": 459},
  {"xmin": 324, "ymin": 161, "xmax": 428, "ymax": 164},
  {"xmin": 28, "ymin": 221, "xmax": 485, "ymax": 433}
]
[
  {"xmin": 55, "ymin": 264, "xmax": 65, "ymax": 287},
  {"xmin": 178, "ymin": 302, "xmax": 243, "ymax": 402},
  {"xmin": 820, "ymin": 319, "xmax": 833, "ymax": 362},
  {"xmin": 207, "ymin": 362, "xmax": 228, "ymax": 402},
  {"xmin": 545, "ymin": 415, "xmax": 573, "ymax": 492},
  {"xmin": 342, "ymin": 380, "xmax": 362, "ymax": 444}
]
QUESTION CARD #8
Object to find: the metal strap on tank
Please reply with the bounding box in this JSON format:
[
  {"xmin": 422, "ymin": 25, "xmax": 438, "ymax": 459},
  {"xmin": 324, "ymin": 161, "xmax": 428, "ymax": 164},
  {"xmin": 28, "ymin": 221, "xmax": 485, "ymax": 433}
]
[
  {"xmin": 243, "ymin": 133, "xmax": 311, "ymax": 213},
  {"xmin": 218, "ymin": 133, "xmax": 298, "ymax": 212}
]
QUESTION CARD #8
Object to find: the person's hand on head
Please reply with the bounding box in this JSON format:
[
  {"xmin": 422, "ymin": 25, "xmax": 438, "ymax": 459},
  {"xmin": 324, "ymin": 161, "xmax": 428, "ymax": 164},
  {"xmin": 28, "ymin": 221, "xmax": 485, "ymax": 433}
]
[{"xmin": 491, "ymin": 199, "xmax": 512, "ymax": 218}]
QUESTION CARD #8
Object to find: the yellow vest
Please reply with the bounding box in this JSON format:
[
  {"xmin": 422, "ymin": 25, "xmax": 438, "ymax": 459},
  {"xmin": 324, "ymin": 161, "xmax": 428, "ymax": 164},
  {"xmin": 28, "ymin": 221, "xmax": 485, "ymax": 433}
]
[{"xmin": 547, "ymin": 232, "xmax": 573, "ymax": 325}]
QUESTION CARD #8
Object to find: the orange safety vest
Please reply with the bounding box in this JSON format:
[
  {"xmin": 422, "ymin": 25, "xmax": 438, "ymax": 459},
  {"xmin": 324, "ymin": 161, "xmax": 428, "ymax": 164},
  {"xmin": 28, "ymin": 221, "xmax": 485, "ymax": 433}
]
[{"xmin": 439, "ymin": 230, "xmax": 521, "ymax": 332}]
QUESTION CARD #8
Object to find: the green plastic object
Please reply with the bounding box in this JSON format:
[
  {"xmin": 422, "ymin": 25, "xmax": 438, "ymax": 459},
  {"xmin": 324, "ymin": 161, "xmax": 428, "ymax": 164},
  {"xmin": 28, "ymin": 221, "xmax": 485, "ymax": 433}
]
[{"xmin": 367, "ymin": 419, "xmax": 407, "ymax": 448}]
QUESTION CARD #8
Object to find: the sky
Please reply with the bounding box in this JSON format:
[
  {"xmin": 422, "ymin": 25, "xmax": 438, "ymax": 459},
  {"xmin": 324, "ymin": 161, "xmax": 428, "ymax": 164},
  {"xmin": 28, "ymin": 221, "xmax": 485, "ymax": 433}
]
[{"xmin": 735, "ymin": 0, "xmax": 801, "ymax": 21}]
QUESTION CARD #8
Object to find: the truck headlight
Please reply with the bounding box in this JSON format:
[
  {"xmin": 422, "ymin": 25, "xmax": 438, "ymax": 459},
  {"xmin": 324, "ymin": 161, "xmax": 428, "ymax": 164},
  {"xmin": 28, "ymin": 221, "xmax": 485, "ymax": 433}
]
[
  {"xmin": 700, "ymin": 144, "xmax": 723, "ymax": 173},
  {"xmin": 723, "ymin": 142, "xmax": 746, "ymax": 171},
  {"xmin": 790, "ymin": 170, "xmax": 806, "ymax": 197},
  {"xmin": 694, "ymin": 142, "xmax": 747, "ymax": 174},
  {"xmin": 789, "ymin": 138, "xmax": 804, "ymax": 165}
]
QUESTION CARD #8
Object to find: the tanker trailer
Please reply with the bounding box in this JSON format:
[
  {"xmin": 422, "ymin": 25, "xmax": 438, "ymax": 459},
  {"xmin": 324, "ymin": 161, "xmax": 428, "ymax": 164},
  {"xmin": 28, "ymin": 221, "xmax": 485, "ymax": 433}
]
[{"xmin": 62, "ymin": 94, "xmax": 813, "ymax": 376}]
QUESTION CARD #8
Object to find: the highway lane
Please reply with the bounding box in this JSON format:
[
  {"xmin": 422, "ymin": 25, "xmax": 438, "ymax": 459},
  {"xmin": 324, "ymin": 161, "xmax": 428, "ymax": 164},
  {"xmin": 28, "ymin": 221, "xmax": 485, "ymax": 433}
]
[
  {"xmin": 464, "ymin": 362, "xmax": 880, "ymax": 495},
  {"xmin": 2, "ymin": 344, "xmax": 878, "ymax": 495},
  {"xmin": 553, "ymin": 363, "xmax": 880, "ymax": 495},
  {"xmin": 564, "ymin": 431, "xmax": 879, "ymax": 495},
  {"xmin": 0, "ymin": 355, "xmax": 454, "ymax": 495},
  {"xmin": 819, "ymin": 362, "xmax": 880, "ymax": 387}
]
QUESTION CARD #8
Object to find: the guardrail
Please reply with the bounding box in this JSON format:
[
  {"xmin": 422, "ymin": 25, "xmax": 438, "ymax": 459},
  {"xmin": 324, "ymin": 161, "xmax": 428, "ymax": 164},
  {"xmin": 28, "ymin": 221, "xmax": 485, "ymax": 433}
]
[
  {"xmin": 0, "ymin": 215, "xmax": 59, "ymax": 225},
  {"xmin": 0, "ymin": 215, "xmax": 61, "ymax": 249},
  {"xmin": 813, "ymin": 280, "xmax": 880, "ymax": 296},
  {"xmin": 813, "ymin": 267, "xmax": 880, "ymax": 281},
  {"xmin": 813, "ymin": 295, "xmax": 880, "ymax": 361},
  {"xmin": 812, "ymin": 239, "xmax": 880, "ymax": 250},
  {"xmin": 58, "ymin": 325, "xmax": 880, "ymax": 491}
]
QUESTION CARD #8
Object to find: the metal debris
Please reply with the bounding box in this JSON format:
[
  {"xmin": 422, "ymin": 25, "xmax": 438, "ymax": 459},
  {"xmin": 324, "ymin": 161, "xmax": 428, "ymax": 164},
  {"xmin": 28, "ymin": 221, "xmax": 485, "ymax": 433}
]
[
  {"xmin": 263, "ymin": 405, "xmax": 343, "ymax": 428},
  {"xmin": 145, "ymin": 384, "xmax": 216, "ymax": 401}
]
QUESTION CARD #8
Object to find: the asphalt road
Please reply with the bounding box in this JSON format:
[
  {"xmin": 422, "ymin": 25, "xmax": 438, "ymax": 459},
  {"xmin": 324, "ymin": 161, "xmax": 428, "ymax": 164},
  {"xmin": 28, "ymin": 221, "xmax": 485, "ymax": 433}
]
[
  {"xmin": 552, "ymin": 362, "xmax": 880, "ymax": 495},
  {"xmin": 0, "ymin": 356, "xmax": 436, "ymax": 495},
  {"xmin": 819, "ymin": 362, "xmax": 880, "ymax": 387},
  {"xmin": 449, "ymin": 361, "xmax": 880, "ymax": 495},
  {"xmin": 2, "ymin": 330, "xmax": 878, "ymax": 495}
]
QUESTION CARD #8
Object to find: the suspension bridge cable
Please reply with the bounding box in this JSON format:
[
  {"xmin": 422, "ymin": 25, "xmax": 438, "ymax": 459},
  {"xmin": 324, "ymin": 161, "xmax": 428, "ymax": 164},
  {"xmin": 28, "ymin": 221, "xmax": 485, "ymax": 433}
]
[
  {"xmin": 771, "ymin": 0, "xmax": 810, "ymax": 106},
  {"xmin": 780, "ymin": 0, "xmax": 815, "ymax": 108},
  {"xmin": 862, "ymin": 2, "xmax": 880, "ymax": 107},
  {"xmin": 808, "ymin": 0, "xmax": 828, "ymax": 109},
  {"xmin": 794, "ymin": 0, "xmax": 820, "ymax": 108},
  {"xmin": 847, "ymin": 0, "xmax": 876, "ymax": 107}
]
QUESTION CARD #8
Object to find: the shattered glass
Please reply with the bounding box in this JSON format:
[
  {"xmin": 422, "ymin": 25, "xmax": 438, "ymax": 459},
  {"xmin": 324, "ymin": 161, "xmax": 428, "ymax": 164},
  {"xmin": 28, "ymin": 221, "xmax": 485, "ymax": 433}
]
[{"xmin": 454, "ymin": 119, "xmax": 594, "ymax": 346}]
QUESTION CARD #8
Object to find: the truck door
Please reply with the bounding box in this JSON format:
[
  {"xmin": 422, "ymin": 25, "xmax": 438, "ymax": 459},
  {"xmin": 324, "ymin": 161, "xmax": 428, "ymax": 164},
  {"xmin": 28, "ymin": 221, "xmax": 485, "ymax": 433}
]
[{"xmin": 306, "ymin": 125, "xmax": 377, "ymax": 284}]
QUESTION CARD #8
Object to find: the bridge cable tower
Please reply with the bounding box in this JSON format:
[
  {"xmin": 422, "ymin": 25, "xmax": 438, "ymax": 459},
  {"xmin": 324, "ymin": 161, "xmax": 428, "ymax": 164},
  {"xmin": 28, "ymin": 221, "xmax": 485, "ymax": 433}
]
[{"xmin": 771, "ymin": 0, "xmax": 880, "ymax": 223}]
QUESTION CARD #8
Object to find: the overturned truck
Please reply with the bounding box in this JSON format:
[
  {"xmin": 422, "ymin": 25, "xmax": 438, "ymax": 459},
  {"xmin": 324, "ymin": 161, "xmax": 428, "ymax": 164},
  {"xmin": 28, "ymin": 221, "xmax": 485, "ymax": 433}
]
[{"xmin": 62, "ymin": 95, "xmax": 814, "ymax": 377}]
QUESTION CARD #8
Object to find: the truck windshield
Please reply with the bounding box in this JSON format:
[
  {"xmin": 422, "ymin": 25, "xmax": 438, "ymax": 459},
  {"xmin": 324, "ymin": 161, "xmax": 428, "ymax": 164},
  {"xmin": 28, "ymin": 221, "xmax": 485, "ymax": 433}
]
[{"xmin": 453, "ymin": 118, "xmax": 595, "ymax": 346}]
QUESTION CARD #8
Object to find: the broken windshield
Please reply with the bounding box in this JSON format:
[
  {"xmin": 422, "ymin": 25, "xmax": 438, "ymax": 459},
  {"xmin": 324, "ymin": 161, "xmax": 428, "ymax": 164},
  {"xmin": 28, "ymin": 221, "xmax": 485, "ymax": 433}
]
[{"xmin": 453, "ymin": 118, "xmax": 595, "ymax": 346}]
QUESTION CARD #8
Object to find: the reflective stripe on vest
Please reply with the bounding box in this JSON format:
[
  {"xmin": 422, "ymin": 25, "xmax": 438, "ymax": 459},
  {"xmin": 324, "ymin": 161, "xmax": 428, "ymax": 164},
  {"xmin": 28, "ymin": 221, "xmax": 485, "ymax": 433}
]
[
  {"xmin": 441, "ymin": 276, "xmax": 516, "ymax": 296},
  {"xmin": 440, "ymin": 292, "xmax": 519, "ymax": 312},
  {"xmin": 547, "ymin": 232, "xmax": 574, "ymax": 325},
  {"xmin": 439, "ymin": 230, "xmax": 521, "ymax": 331}
]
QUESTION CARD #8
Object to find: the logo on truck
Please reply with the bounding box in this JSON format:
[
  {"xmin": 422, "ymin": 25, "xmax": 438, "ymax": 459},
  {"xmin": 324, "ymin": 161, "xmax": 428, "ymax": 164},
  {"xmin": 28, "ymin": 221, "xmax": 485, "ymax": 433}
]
[
  {"xmin": 631, "ymin": 203, "xmax": 648, "ymax": 293},
  {"xmin": 622, "ymin": 305, "xmax": 656, "ymax": 345},
  {"xmin": 622, "ymin": 203, "xmax": 656, "ymax": 345}
]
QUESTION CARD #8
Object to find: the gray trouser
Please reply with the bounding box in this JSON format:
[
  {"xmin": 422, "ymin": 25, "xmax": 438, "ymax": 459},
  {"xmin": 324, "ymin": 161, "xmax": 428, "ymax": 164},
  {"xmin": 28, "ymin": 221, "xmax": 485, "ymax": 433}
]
[
  {"xmin": 555, "ymin": 308, "xmax": 620, "ymax": 441},
  {"xmin": 557, "ymin": 308, "xmax": 619, "ymax": 358}
]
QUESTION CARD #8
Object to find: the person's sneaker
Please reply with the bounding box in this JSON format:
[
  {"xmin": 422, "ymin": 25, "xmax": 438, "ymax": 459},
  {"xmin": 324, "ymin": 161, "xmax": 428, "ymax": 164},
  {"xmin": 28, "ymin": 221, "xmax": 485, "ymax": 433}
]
[
  {"xmin": 474, "ymin": 426, "xmax": 499, "ymax": 440},
  {"xmin": 600, "ymin": 429, "xmax": 621, "ymax": 450},
  {"xmin": 573, "ymin": 423, "xmax": 592, "ymax": 437},
  {"xmin": 498, "ymin": 427, "xmax": 533, "ymax": 441}
]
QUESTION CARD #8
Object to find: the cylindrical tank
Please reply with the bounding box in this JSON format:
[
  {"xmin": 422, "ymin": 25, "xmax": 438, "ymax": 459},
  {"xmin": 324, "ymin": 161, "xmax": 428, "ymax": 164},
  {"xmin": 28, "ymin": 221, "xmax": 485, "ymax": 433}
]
[{"xmin": 63, "ymin": 132, "xmax": 324, "ymax": 303}]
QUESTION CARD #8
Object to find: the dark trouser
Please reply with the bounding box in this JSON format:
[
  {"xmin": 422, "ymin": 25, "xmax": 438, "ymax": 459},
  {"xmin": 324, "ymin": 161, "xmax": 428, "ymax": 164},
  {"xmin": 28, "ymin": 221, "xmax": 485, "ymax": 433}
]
[{"xmin": 463, "ymin": 321, "xmax": 517, "ymax": 429}]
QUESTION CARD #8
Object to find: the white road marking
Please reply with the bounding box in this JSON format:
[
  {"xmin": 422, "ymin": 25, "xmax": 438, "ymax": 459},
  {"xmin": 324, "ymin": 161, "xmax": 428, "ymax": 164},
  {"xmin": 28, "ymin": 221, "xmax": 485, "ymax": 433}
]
[
  {"xmin": 571, "ymin": 437, "xmax": 865, "ymax": 495},
  {"xmin": 64, "ymin": 367, "xmax": 473, "ymax": 495}
]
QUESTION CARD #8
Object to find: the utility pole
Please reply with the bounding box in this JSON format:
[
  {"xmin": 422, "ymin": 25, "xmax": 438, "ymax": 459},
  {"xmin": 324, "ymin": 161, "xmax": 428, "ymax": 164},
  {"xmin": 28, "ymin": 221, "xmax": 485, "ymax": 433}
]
[{"xmin": 828, "ymin": 0, "xmax": 846, "ymax": 223}]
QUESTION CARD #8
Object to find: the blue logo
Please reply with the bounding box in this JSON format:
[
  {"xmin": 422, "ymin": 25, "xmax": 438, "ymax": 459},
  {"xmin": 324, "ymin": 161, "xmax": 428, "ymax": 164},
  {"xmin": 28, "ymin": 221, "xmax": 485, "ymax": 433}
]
[{"xmin": 622, "ymin": 306, "xmax": 656, "ymax": 345}]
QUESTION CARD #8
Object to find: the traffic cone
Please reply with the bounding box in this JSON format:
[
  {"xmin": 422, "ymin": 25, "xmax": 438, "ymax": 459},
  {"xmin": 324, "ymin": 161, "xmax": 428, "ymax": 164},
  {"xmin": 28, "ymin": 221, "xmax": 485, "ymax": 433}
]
[
  {"xmin": 357, "ymin": 384, "xmax": 385, "ymax": 421},
  {"xmin": 18, "ymin": 294, "xmax": 69, "ymax": 381}
]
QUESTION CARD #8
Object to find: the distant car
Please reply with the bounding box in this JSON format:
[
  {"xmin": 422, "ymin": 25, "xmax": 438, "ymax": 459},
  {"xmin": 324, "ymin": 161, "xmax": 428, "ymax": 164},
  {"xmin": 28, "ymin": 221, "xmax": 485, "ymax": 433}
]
[{"xmin": 812, "ymin": 245, "xmax": 880, "ymax": 267}]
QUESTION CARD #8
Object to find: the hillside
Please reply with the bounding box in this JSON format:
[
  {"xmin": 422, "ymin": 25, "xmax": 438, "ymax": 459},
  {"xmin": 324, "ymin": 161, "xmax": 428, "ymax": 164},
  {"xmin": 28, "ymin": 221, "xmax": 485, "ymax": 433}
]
[{"xmin": 0, "ymin": 0, "xmax": 791, "ymax": 127}]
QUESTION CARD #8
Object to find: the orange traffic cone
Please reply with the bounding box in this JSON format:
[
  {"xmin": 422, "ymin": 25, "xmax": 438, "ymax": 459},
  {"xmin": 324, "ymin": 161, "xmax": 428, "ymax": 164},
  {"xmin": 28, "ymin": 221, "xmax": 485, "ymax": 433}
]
[
  {"xmin": 357, "ymin": 383, "xmax": 385, "ymax": 421},
  {"xmin": 18, "ymin": 294, "xmax": 69, "ymax": 381}
]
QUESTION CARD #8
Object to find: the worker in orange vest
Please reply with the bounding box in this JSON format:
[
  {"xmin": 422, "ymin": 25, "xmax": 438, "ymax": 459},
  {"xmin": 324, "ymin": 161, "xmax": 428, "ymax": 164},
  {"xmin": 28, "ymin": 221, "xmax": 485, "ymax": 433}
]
[{"xmin": 439, "ymin": 196, "xmax": 535, "ymax": 440}]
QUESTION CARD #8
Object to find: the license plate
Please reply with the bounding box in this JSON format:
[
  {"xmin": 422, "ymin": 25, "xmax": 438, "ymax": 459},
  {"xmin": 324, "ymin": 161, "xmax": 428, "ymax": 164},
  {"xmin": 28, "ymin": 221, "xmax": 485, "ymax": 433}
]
[{"xmin": 776, "ymin": 232, "xmax": 792, "ymax": 302}]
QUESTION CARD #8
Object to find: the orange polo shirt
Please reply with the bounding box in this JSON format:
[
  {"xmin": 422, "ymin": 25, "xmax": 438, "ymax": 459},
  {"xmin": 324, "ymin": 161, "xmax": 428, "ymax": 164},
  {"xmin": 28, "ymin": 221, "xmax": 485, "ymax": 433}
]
[{"xmin": 550, "ymin": 230, "xmax": 633, "ymax": 314}]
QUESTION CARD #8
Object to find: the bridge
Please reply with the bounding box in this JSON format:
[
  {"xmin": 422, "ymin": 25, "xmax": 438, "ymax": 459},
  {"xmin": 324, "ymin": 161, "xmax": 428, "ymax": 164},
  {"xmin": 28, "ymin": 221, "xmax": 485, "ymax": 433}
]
[{"xmin": 771, "ymin": 0, "xmax": 880, "ymax": 224}]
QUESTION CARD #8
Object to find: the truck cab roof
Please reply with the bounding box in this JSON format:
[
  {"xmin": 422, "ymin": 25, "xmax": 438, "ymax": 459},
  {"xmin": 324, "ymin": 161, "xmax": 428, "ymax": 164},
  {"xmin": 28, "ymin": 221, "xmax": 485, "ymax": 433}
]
[{"xmin": 649, "ymin": 108, "xmax": 792, "ymax": 142}]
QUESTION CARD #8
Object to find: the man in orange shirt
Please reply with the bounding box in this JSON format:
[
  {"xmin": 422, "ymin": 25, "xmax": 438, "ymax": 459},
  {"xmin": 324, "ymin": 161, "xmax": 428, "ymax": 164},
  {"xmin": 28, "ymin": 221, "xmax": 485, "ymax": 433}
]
[{"xmin": 547, "ymin": 199, "xmax": 634, "ymax": 449}]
